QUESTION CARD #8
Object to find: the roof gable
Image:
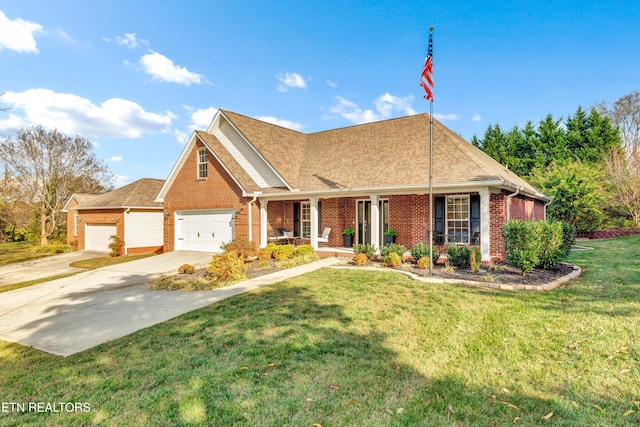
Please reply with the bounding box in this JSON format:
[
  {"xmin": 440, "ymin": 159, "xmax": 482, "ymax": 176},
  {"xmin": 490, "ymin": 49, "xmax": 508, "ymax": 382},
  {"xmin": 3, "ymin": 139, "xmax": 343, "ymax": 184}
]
[{"xmin": 73, "ymin": 178, "xmax": 165, "ymax": 209}]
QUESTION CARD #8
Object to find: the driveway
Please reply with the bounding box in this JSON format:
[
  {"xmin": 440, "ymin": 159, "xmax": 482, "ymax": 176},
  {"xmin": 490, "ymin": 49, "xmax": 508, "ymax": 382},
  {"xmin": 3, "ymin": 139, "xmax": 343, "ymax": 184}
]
[
  {"xmin": 0, "ymin": 250, "xmax": 107, "ymax": 286},
  {"xmin": 0, "ymin": 251, "xmax": 340, "ymax": 357}
]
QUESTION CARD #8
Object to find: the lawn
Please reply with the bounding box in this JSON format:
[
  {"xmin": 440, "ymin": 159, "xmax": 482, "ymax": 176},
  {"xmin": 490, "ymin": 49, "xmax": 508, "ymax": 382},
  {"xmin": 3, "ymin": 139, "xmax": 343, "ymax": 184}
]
[
  {"xmin": 0, "ymin": 236, "xmax": 638, "ymax": 426},
  {"xmin": 0, "ymin": 242, "xmax": 52, "ymax": 265}
]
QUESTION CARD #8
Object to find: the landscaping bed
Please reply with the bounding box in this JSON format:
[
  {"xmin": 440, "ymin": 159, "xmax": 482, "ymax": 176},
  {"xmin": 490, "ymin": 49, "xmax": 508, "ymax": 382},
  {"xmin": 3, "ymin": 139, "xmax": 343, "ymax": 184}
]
[{"xmin": 348, "ymin": 259, "xmax": 576, "ymax": 286}]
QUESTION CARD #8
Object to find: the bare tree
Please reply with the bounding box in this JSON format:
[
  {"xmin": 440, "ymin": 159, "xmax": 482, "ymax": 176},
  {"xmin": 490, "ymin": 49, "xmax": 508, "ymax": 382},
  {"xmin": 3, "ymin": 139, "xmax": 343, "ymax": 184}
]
[
  {"xmin": 605, "ymin": 149, "xmax": 640, "ymax": 227},
  {"xmin": 0, "ymin": 126, "xmax": 112, "ymax": 245},
  {"xmin": 598, "ymin": 90, "xmax": 640, "ymax": 169}
]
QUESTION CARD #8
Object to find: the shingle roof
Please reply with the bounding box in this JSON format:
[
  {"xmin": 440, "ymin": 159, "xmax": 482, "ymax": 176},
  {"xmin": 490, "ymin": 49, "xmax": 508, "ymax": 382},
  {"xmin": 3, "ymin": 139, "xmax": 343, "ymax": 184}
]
[
  {"xmin": 72, "ymin": 178, "xmax": 165, "ymax": 209},
  {"xmin": 213, "ymin": 110, "xmax": 545, "ymax": 199}
]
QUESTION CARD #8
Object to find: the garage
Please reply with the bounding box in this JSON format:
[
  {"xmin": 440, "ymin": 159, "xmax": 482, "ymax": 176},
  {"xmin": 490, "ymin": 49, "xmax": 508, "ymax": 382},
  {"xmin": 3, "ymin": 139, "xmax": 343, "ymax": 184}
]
[
  {"xmin": 174, "ymin": 209, "xmax": 234, "ymax": 252},
  {"xmin": 85, "ymin": 223, "xmax": 116, "ymax": 251}
]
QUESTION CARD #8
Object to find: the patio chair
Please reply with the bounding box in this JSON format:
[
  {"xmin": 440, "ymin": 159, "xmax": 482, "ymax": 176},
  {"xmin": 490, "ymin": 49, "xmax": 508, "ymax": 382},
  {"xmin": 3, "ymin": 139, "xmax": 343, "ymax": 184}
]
[{"xmin": 317, "ymin": 227, "xmax": 331, "ymax": 246}]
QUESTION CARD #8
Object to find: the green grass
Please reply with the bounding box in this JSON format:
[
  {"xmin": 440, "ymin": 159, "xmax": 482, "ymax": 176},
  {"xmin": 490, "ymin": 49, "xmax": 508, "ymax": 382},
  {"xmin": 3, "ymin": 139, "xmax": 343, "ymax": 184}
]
[
  {"xmin": 68, "ymin": 253, "xmax": 156, "ymax": 269},
  {"xmin": 0, "ymin": 242, "xmax": 52, "ymax": 265},
  {"xmin": 0, "ymin": 236, "xmax": 638, "ymax": 425}
]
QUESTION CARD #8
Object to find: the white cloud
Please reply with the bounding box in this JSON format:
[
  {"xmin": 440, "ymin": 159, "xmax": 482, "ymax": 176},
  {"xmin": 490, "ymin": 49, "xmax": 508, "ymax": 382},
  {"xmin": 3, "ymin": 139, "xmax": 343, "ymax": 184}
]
[
  {"xmin": 188, "ymin": 107, "xmax": 218, "ymax": 130},
  {"xmin": 472, "ymin": 114, "xmax": 482, "ymax": 122},
  {"xmin": 0, "ymin": 11, "xmax": 43, "ymax": 53},
  {"xmin": 1, "ymin": 88, "xmax": 174, "ymax": 138},
  {"xmin": 277, "ymin": 72, "xmax": 307, "ymax": 92},
  {"xmin": 139, "ymin": 51, "xmax": 203, "ymax": 85},
  {"xmin": 329, "ymin": 93, "xmax": 418, "ymax": 125},
  {"xmin": 111, "ymin": 156, "xmax": 123, "ymax": 162},
  {"xmin": 111, "ymin": 174, "xmax": 130, "ymax": 187},
  {"xmin": 434, "ymin": 113, "xmax": 460, "ymax": 121},
  {"xmin": 374, "ymin": 93, "xmax": 417, "ymax": 117},
  {"xmin": 174, "ymin": 129, "xmax": 188, "ymax": 144},
  {"xmin": 254, "ymin": 116, "xmax": 304, "ymax": 131},
  {"xmin": 116, "ymin": 32, "xmax": 147, "ymax": 48},
  {"xmin": 326, "ymin": 79, "xmax": 337, "ymax": 88}
]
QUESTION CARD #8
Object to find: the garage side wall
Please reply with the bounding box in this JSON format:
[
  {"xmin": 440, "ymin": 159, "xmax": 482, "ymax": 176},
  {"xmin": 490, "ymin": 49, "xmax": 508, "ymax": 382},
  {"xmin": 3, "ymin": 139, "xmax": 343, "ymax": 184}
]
[
  {"xmin": 163, "ymin": 140, "xmax": 252, "ymax": 252},
  {"xmin": 74, "ymin": 209, "xmax": 124, "ymax": 251}
]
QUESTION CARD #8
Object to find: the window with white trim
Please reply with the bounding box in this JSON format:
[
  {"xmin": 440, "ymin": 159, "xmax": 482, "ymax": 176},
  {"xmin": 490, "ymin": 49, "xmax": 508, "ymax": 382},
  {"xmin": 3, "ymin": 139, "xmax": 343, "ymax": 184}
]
[
  {"xmin": 301, "ymin": 202, "xmax": 310, "ymax": 238},
  {"xmin": 197, "ymin": 148, "xmax": 208, "ymax": 179},
  {"xmin": 74, "ymin": 211, "xmax": 79, "ymax": 236},
  {"xmin": 446, "ymin": 196, "xmax": 470, "ymax": 243}
]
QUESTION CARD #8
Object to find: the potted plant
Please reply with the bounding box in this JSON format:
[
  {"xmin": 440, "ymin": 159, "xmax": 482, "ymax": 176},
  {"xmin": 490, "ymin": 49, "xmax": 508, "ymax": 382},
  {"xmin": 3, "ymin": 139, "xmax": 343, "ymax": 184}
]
[
  {"xmin": 342, "ymin": 228, "xmax": 355, "ymax": 247},
  {"xmin": 383, "ymin": 229, "xmax": 398, "ymax": 245}
]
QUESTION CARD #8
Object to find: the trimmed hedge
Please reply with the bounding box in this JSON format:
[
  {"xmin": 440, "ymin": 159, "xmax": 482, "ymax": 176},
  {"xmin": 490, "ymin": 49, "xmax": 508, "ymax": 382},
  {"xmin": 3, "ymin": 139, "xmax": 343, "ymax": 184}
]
[{"xmin": 502, "ymin": 220, "xmax": 569, "ymax": 273}]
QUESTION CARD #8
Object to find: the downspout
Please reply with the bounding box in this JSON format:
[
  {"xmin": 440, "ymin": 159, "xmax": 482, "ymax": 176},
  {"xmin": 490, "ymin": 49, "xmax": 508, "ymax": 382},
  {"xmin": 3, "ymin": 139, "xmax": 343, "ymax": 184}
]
[
  {"xmin": 544, "ymin": 200, "xmax": 552, "ymax": 221},
  {"xmin": 124, "ymin": 208, "xmax": 131, "ymax": 255},
  {"xmin": 505, "ymin": 187, "xmax": 521, "ymax": 221},
  {"xmin": 247, "ymin": 196, "xmax": 257, "ymax": 242}
]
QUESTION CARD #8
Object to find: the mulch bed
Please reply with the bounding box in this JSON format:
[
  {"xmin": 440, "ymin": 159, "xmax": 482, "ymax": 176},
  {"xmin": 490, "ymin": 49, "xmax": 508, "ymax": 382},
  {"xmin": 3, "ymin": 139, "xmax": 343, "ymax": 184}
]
[{"xmin": 349, "ymin": 260, "xmax": 575, "ymax": 286}]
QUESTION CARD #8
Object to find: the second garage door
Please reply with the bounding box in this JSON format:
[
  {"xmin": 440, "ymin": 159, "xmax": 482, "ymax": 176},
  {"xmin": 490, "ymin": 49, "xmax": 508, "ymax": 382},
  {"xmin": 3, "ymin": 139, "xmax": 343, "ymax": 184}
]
[
  {"xmin": 175, "ymin": 209, "xmax": 234, "ymax": 252},
  {"xmin": 85, "ymin": 223, "xmax": 116, "ymax": 251}
]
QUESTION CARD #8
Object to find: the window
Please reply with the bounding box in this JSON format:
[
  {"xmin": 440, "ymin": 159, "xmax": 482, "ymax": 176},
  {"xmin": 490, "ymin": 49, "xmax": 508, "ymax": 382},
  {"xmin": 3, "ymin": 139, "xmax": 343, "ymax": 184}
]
[
  {"xmin": 197, "ymin": 148, "xmax": 208, "ymax": 179},
  {"xmin": 74, "ymin": 211, "xmax": 79, "ymax": 236},
  {"xmin": 446, "ymin": 196, "xmax": 469, "ymax": 243},
  {"xmin": 301, "ymin": 202, "xmax": 311, "ymax": 238}
]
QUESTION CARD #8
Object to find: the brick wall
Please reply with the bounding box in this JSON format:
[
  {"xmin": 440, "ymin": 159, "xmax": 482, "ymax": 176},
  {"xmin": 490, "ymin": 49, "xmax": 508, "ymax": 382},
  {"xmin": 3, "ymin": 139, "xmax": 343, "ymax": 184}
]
[
  {"xmin": 490, "ymin": 193, "xmax": 507, "ymax": 259},
  {"xmin": 509, "ymin": 195, "xmax": 545, "ymax": 221},
  {"xmin": 163, "ymin": 140, "xmax": 253, "ymax": 252},
  {"xmin": 73, "ymin": 208, "xmax": 124, "ymax": 251}
]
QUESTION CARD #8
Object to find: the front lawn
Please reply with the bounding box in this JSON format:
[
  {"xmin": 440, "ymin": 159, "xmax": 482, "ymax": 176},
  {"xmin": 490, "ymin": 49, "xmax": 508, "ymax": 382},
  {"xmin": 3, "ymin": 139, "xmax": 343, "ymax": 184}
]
[
  {"xmin": 0, "ymin": 236, "xmax": 638, "ymax": 425},
  {"xmin": 0, "ymin": 242, "xmax": 52, "ymax": 265}
]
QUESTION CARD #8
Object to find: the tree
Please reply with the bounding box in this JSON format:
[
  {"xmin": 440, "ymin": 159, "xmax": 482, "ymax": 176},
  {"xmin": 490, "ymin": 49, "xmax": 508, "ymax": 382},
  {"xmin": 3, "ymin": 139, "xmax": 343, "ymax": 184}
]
[
  {"xmin": 0, "ymin": 126, "xmax": 112, "ymax": 245},
  {"xmin": 529, "ymin": 161, "xmax": 606, "ymax": 232},
  {"xmin": 598, "ymin": 90, "xmax": 640, "ymax": 167},
  {"xmin": 605, "ymin": 149, "xmax": 640, "ymax": 227}
]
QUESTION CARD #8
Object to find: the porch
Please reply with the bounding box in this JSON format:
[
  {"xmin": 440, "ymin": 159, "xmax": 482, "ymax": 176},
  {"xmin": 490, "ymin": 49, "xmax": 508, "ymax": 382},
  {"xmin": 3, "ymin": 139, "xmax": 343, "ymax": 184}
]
[{"xmin": 257, "ymin": 190, "xmax": 495, "ymax": 261}]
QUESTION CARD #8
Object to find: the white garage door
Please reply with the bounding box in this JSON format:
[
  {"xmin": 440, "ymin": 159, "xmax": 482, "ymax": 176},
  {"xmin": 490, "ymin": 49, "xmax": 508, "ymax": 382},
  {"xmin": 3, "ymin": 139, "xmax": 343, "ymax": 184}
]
[
  {"xmin": 175, "ymin": 209, "xmax": 234, "ymax": 252},
  {"xmin": 85, "ymin": 223, "xmax": 116, "ymax": 251}
]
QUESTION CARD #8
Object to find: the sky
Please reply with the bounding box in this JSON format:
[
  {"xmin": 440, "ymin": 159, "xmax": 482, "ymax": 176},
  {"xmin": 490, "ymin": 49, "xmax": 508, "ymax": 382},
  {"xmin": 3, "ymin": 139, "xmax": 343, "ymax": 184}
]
[{"xmin": 1, "ymin": 0, "xmax": 638, "ymax": 188}]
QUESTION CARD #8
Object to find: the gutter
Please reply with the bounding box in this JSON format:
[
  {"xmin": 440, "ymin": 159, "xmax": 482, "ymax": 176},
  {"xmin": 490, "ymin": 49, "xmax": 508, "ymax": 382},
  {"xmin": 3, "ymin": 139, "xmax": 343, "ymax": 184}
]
[{"xmin": 505, "ymin": 187, "xmax": 521, "ymax": 221}]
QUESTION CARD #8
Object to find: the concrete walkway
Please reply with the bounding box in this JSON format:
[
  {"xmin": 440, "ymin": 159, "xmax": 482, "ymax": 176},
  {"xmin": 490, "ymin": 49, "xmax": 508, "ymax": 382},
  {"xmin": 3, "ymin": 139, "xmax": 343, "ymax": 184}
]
[
  {"xmin": 0, "ymin": 253, "xmax": 341, "ymax": 357},
  {"xmin": 0, "ymin": 250, "xmax": 108, "ymax": 286}
]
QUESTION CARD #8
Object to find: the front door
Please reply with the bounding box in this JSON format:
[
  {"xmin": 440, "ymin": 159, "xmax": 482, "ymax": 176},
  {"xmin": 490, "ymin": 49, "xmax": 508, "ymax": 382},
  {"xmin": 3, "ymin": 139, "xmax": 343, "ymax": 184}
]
[{"xmin": 356, "ymin": 199, "xmax": 389, "ymax": 246}]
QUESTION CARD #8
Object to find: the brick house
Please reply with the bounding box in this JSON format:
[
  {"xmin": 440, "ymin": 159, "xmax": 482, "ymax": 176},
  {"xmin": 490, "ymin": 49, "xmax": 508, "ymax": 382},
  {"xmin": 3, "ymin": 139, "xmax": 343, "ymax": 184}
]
[
  {"xmin": 62, "ymin": 178, "xmax": 165, "ymax": 255},
  {"xmin": 156, "ymin": 109, "xmax": 548, "ymax": 261}
]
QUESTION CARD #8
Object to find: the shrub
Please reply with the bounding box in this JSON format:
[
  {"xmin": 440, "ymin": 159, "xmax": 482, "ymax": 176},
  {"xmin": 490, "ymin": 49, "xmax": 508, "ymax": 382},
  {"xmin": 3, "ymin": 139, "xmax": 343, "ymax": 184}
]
[
  {"xmin": 417, "ymin": 256, "xmax": 431, "ymax": 269},
  {"xmin": 221, "ymin": 238, "xmax": 257, "ymax": 261},
  {"xmin": 536, "ymin": 221, "xmax": 565, "ymax": 270},
  {"xmin": 108, "ymin": 235, "xmax": 124, "ymax": 257},
  {"xmin": 178, "ymin": 264, "xmax": 195, "ymax": 274},
  {"xmin": 447, "ymin": 245, "xmax": 471, "ymax": 269},
  {"xmin": 272, "ymin": 244, "xmax": 296, "ymax": 261},
  {"xmin": 295, "ymin": 244, "xmax": 315, "ymax": 257},
  {"xmin": 353, "ymin": 244, "xmax": 376, "ymax": 260},
  {"xmin": 470, "ymin": 246, "xmax": 482, "ymax": 273},
  {"xmin": 561, "ymin": 222, "xmax": 576, "ymax": 256},
  {"xmin": 277, "ymin": 253, "xmax": 319, "ymax": 269},
  {"xmin": 410, "ymin": 242, "xmax": 430, "ymax": 261},
  {"xmin": 354, "ymin": 253, "xmax": 369, "ymax": 266},
  {"xmin": 258, "ymin": 243, "xmax": 277, "ymax": 260},
  {"xmin": 383, "ymin": 252, "xmax": 402, "ymax": 267},
  {"xmin": 207, "ymin": 250, "xmax": 248, "ymax": 283},
  {"xmin": 380, "ymin": 243, "xmax": 407, "ymax": 258},
  {"xmin": 502, "ymin": 220, "xmax": 542, "ymax": 273}
]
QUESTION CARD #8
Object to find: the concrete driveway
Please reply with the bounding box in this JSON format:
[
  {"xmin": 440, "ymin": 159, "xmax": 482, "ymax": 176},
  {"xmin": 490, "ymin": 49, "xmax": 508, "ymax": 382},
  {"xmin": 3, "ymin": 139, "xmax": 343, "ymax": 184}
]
[
  {"xmin": 0, "ymin": 251, "xmax": 341, "ymax": 357},
  {"xmin": 0, "ymin": 250, "xmax": 107, "ymax": 286}
]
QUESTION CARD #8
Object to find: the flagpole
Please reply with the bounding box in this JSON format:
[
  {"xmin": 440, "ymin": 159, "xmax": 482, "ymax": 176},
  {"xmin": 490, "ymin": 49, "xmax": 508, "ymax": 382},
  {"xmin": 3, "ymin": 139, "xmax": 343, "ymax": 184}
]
[
  {"xmin": 429, "ymin": 93, "xmax": 433, "ymax": 279},
  {"xmin": 427, "ymin": 26, "xmax": 434, "ymax": 279}
]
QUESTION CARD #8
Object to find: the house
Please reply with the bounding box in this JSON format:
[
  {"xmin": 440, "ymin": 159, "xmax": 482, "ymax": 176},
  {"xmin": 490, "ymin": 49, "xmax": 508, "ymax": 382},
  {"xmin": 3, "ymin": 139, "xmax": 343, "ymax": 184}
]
[
  {"xmin": 62, "ymin": 178, "xmax": 165, "ymax": 254},
  {"xmin": 156, "ymin": 109, "xmax": 548, "ymax": 261}
]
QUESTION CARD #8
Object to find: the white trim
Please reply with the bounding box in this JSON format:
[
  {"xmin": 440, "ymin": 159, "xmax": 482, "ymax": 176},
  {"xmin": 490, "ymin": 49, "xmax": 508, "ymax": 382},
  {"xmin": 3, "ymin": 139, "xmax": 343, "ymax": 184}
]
[
  {"xmin": 479, "ymin": 189, "xmax": 491, "ymax": 261},
  {"xmin": 217, "ymin": 111, "xmax": 293, "ymax": 191},
  {"xmin": 445, "ymin": 195, "xmax": 470, "ymax": 244},
  {"xmin": 309, "ymin": 198, "xmax": 318, "ymax": 249},
  {"xmin": 259, "ymin": 200, "xmax": 268, "ymax": 248},
  {"xmin": 197, "ymin": 147, "xmax": 208, "ymax": 179},
  {"xmin": 370, "ymin": 194, "xmax": 380, "ymax": 250}
]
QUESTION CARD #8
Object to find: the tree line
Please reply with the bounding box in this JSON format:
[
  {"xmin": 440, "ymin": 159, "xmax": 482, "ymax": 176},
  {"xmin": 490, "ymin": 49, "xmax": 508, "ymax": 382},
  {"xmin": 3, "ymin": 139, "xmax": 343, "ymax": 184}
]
[{"xmin": 471, "ymin": 90, "xmax": 640, "ymax": 232}]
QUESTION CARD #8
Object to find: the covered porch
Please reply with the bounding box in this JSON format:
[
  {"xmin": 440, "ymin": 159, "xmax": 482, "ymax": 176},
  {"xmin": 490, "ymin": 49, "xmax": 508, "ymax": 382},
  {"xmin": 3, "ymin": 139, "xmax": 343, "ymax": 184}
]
[{"xmin": 256, "ymin": 189, "xmax": 494, "ymax": 261}]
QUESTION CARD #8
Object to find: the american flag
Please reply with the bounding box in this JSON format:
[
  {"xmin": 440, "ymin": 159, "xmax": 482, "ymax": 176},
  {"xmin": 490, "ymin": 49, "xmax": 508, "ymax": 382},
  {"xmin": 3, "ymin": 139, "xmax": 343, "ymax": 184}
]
[{"xmin": 420, "ymin": 29, "xmax": 434, "ymax": 102}]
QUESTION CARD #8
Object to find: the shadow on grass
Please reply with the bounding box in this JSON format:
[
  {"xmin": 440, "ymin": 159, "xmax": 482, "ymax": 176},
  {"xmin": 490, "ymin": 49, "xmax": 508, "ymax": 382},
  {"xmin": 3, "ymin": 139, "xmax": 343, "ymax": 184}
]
[{"xmin": 1, "ymin": 274, "xmax": 637, "ymax": 426}]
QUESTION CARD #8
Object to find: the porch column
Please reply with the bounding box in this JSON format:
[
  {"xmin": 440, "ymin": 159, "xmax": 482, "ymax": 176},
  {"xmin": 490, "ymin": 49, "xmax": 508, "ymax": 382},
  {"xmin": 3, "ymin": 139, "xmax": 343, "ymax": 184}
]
[
  {"xmin": 370, "ymin": 194, "xmax": 380, "ymax": 250},
  {"xmin": 259, "ymin": 199, "xmax": 268, "ymax": 248},
  {"xmin": 479, "ymin": 189, "xmax": 491, "ymax": 261},
  {"xmin": 309, "ymin": 197, "xmax": 318, "ymax": 249}
]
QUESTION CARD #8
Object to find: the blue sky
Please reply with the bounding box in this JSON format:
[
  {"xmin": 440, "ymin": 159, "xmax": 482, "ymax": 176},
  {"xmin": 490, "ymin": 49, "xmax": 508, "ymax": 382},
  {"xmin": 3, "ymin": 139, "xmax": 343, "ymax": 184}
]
[{"xmin": 1, "ymin": 0, "xmax": 638, "ymax": 187}]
